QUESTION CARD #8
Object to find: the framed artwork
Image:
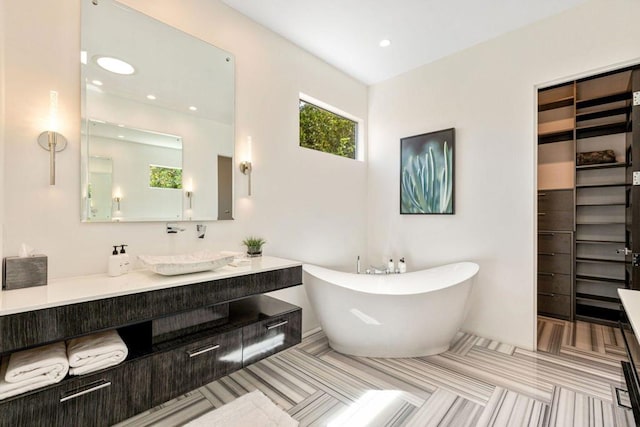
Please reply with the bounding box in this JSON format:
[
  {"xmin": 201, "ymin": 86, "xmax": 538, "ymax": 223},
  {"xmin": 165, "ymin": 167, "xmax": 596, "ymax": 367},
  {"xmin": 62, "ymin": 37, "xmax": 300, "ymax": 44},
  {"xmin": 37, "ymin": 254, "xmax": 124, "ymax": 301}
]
[{"xmin": 400, "ymin": 128, "xmax": 455, "ymax": 215}]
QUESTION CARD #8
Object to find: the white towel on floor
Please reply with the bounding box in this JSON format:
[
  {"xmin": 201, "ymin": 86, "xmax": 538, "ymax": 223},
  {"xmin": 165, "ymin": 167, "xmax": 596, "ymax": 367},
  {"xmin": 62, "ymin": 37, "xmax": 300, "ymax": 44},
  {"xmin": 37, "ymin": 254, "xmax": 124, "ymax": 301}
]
[
  {"xmin": 67, "ymin": 330, "xmax": 128, "ymax": 376},
  {"xmin": 184, "ymin": 390, "xmax": 298, "ymax": 427},
  {"xmin": 0, "ymin": 342, "xmax": 68, "ymax": 400}
]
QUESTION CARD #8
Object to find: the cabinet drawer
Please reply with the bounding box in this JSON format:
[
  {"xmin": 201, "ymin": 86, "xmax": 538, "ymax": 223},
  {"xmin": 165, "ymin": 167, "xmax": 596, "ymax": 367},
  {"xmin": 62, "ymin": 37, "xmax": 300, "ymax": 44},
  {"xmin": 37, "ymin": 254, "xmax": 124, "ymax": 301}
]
[
  {"xmin": 151, "ymin": 328, "xmax": 242, "ymax": 406},
  {"xmin": 0, "ymin": 357, "xmax": 153, "ymax": 427},
  {"xmin": 538, "ymin": 232, "xmax": 572, "ymax": 254},
  {"xmin": 538, "ymin": 211, "xmax": 574, "ymax": 231},
  {"xmin": 57, "ymin": 357, "xmax": 151, "ymax": 426},
  {"xmin": 538, "ymin": 293, "xmax": 571, "ymax": 318},
  {"xmin": 538, "ymin": 190, "xmax": 574, "ymax": 212},
  {"xmin": 242, "ymin": 309, "xmax": 301, "ymax": 366},
  {"xmin": 538, "ymin": 253, "xmax": 572, "ymax": 275},
  {"xmin": 538, "ymin": 272, "xmax": 571, "ymax": 295}
]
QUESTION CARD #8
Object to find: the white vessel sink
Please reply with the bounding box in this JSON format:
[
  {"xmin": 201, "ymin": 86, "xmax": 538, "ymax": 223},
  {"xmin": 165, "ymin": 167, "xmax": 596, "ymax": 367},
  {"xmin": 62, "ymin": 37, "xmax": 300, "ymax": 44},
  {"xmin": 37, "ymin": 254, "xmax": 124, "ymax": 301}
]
[{"xmin": 138, "ymin": 252, "xmax": 235, "ymax": 276}]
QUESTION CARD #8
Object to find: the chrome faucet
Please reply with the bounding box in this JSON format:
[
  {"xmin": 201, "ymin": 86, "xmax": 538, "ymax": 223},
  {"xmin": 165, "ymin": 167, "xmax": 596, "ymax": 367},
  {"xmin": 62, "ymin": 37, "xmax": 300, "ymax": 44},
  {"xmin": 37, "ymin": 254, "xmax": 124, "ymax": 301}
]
[
  {"xmin": 166, "ymin": 223, "xmax": 185, "ymax": 234},
  {"xmin": 356, "ymin": 256, "xmax": 361, "ymax": 274}
]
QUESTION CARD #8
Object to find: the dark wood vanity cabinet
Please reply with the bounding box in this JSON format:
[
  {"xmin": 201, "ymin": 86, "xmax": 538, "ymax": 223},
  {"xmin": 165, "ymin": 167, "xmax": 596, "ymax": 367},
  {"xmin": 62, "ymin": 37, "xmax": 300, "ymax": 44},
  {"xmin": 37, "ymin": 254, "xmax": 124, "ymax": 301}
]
[{"xmin": 0, "ymin": 264, "xmax": 303, "ymax": 426}]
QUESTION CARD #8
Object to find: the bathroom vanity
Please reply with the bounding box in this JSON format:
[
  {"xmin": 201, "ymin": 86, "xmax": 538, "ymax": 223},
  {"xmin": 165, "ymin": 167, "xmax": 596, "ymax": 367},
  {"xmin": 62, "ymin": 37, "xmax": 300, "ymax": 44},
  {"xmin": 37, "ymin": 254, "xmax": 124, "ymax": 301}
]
[{"xmin": 0, "ymin": 256, "xmax": 302, "ymax": 426}]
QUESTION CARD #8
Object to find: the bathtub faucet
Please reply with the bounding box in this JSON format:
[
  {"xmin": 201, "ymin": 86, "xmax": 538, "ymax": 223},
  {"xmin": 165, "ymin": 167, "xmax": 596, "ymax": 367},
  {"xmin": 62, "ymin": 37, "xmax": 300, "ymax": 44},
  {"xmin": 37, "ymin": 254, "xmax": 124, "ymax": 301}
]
[{"xmin": 356, "ymin": 256, "xmax": 361, "ymax": 274}]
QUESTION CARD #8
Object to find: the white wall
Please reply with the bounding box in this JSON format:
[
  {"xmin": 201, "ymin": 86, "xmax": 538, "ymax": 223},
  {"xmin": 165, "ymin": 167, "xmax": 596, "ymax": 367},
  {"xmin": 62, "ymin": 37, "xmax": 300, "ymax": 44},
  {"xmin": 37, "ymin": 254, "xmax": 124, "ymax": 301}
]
[
  {"xmin": 2, "ymin": 0, "xmax": 368, "ymax": 333},
  {"xmin": 367, "ymin": 0, "xmax": 640, "ymax": 349},
  {"xmin": 0, "ymin": 0, "xmax": 5, "ymax": 279}
]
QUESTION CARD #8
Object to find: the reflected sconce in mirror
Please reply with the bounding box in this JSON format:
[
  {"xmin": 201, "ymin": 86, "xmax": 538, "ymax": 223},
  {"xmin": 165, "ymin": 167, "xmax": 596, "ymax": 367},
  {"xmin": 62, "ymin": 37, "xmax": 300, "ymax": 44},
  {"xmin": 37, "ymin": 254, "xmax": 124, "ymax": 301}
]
[
  {"xmin": 239, "ymin": 136, "xmax": 252, "ymax": 196},
  {"xmin": 38, "ymin": 91, "xmax": 67, "ymax": 185},
  {"xmin": 113, "ymin": 188, "xmax": 122, "ymax": 212},
  {"xmin": 185, "ymin": 179, "xmax": 194, "ymax": 210}
]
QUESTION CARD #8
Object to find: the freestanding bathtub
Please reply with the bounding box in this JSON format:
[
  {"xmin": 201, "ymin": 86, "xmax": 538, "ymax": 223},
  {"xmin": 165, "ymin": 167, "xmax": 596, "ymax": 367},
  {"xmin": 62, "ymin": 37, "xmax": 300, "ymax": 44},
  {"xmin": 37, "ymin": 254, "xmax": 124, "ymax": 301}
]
[{"xmin": 303, "ymin": 262, "xmax": 479, "ymax": 358}]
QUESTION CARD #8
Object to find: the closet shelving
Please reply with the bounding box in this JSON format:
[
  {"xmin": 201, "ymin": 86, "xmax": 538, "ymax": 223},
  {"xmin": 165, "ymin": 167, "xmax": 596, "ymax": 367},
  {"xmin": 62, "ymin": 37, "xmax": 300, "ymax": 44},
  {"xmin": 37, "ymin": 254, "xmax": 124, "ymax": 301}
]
[
  {"xmin": 538, "ymin": 66, "xmax": 633, "ymax": 325},
  {"xmin": 574, "ymin": 69, "xmax": 632, "ymax": 324}
]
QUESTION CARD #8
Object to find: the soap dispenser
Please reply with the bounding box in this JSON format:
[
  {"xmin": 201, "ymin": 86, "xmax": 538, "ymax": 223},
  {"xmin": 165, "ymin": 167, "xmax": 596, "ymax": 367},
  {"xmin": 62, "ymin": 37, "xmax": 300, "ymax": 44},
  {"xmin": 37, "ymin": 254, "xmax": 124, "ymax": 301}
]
[
  {"xmin": 108, "ymin": 246, "xmax": 122, "ymax": 277},
  {"xmin": 119, "ymin": 245, "xmax": 130, "ymax": 274},
  {"xmin": 387, "ymin": 258, "xmax": 394, "ymax": 274},
  {"xmin": 398, "ymin": 257, "xmax": 407, "ymax": 274}
]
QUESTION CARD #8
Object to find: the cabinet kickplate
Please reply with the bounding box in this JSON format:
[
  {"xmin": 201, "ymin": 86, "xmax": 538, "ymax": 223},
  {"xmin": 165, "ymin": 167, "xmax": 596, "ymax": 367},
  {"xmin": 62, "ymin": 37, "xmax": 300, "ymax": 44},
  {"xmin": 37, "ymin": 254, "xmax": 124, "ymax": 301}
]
[{"xmin": 634, "ymin": 91, "xmax": 640, "ymax": 106}]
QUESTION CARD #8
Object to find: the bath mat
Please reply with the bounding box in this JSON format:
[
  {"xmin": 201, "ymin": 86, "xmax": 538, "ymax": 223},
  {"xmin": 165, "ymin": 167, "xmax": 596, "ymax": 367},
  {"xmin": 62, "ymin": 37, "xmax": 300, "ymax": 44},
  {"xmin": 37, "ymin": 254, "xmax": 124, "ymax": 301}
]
[{"xmin": 184, "ymin": 390, "xmax": 298, "ymax": 427}]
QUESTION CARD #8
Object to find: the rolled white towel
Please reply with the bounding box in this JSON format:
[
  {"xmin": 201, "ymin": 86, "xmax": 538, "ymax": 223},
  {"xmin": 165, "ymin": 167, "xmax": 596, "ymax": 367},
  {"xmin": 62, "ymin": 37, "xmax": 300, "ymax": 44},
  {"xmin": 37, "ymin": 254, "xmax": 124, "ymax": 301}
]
[
  {"xmin": 0, "ymin": 342, "xmax": 69, "ymax": 400},
  {"xmin": 4, "ymin": 341, "xmax": 68, "ymax": 384},
  {"xmin": 67, "ymin": 330, "xmax": 128, "ymax": 376}
]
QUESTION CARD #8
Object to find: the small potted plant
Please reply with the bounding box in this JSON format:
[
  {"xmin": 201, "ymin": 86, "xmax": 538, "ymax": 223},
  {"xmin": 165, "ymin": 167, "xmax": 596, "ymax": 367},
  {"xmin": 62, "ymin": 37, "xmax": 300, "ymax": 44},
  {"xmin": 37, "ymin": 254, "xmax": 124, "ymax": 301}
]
[{"xmin": 242, "ymin": 236, "xmax": 266, "ymax": 257}]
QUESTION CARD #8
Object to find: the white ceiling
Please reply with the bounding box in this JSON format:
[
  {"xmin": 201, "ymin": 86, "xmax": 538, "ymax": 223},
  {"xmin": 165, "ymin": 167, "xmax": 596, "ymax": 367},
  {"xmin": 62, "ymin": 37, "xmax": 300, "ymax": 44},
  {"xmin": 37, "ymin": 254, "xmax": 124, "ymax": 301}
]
[{"xmin": 221, "ymin": 0, "xmax": 589, "ymax": 85}]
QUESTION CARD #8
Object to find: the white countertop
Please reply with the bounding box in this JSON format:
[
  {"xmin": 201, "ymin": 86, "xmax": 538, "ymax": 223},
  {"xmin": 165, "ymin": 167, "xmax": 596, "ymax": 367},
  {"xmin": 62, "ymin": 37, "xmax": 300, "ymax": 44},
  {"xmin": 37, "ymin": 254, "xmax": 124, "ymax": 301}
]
[
  {"xmin": 619, "ymin": 289, "xmax": 640, "ymax": 335},
  {"xmin": 0, "ymin": 256, "xmax": 301, "ymax": 317}
]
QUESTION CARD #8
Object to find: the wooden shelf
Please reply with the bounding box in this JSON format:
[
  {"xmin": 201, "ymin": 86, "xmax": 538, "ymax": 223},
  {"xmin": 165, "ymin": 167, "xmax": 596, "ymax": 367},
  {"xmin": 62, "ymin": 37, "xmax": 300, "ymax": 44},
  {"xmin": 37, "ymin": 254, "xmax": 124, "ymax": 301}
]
[
  {"xmin": 576, "ymin": 121, "xmax": 630, "ymax": 139},
  {"xmin": 576, "ymin": 162, "xmax": 627, "ymax": 170},
  {"xmin": 576, "ymin": 183, "xmax": 626, "ymax": 188},
  {"xmin": 576, "ymin": 257, "xmax": 626, "ymax": 264},
  {"xmin": 576, "ymin": 239, "xmax": 625, "ymax": 244},
  {"xmin": 576, "ymin": 202, "xmax": 625, "ymax": 207},
  {"xmin": 576, "ymin": 106, "xmax": 629, "ymax": 122},
  {"xmin": 576, "ymin": 293, "xmax": 621, "ymax": 304},
  {"xmin": 539, "ymin": 96, "xmax": 574, "ymax": 112},
  {"xmin": 538, "ymin": 130, "xmax": 574, "ymax": 145},
  {"xmin": 576, "ymin": 274, "xmax": 626, "ymax": 285},
  {"xmin": 576, "ymin": 91, "xmax": 631, "ymax": 109}
]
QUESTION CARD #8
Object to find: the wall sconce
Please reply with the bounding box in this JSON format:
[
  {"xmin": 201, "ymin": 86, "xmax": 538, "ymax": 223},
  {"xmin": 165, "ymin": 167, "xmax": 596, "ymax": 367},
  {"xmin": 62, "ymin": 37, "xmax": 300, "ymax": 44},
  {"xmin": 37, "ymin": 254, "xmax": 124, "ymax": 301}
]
[
  {"xmin": 37, "ymin": 91, "xmax": 67, "ymax": 185},
  {"xmin": 113, "ymin": 188, "xmax": 122, "ymax": 212},
  {"xmin": 239, "ymin": 136, "xmax": 252, "ymax": 196}
]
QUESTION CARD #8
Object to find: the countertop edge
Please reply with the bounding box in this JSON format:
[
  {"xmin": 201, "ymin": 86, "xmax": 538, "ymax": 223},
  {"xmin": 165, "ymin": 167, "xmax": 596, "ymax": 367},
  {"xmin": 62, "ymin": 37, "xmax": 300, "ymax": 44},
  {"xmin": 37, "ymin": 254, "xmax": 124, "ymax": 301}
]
[{"xmin": 0, "ymin": 256, "xmax": 302, "ymax": 317}]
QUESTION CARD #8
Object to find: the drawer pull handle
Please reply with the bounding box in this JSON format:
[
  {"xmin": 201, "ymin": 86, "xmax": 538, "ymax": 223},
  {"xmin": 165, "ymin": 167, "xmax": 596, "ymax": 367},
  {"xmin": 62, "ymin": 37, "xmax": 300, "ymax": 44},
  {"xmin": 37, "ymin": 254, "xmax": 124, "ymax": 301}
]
[
  {"xmin": 538, "ymin": 213, "xmax": 547, "ymax": 216},
  {"xmin": 538, "ymin": 272, "xmax": 555, "ymax": 277},
  {"xmin": 539, "ymin": 232, "xmax": 555, "ymax": 236},
  {"xmin": 266, "ymin": 320, "xmax": 288, "ymax": 330},
  {"xmin": 539, "ymin": 252, "xmax": 556, "ymax": 256},
  {"xmin": 187, "ymin": 344, "xmax": 220, "ymax": 358},
  {"xmin": 539, "ymin": 292, "xmax": 556, "ymax": 297},
  {"xmin": 60, "ymin": 380, "xmax": 111, "ymax": 403},
  {"xmin": 538, "ymin": 193, "xmax": 547, "ymax": 197}
]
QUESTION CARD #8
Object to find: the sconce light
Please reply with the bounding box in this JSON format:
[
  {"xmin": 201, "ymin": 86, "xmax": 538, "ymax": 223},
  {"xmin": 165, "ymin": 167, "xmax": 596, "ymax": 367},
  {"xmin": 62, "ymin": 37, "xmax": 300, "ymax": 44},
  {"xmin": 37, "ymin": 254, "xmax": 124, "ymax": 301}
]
[
  {"xmin": 239, "ymin": 136, "xmax": 252, "ymax": 196},
  {"xmin": 37, "ymin": 91, "xmax": 67, "ymax": 185},
  {"xmin": 185, "ymin": 179, "xmax": 194, "ymax": 210},
  {"xmin": 113, "ymin": 188, "xmax": 122, "ymax": 212}
]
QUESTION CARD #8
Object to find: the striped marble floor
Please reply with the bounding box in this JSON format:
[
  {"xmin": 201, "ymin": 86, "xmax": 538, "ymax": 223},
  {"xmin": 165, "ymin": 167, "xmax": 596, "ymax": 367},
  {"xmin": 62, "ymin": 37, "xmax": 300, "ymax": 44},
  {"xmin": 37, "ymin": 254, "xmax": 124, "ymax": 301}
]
[{"xmin": 116, "ymin": 317, "xmax": 636, "ymax": 426}]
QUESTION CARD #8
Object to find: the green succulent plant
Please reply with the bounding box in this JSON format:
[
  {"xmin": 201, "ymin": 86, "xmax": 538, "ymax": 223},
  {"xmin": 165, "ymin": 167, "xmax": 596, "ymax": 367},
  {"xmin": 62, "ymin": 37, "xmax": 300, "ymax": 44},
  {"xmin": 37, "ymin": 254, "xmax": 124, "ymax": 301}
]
[
  {"xmin": 401, "ymin": 141, "xmax": 453, "ymax": 214},
  {"xmin": 242, "ymin": 237, "xmax": 266, "ymax": 249}
]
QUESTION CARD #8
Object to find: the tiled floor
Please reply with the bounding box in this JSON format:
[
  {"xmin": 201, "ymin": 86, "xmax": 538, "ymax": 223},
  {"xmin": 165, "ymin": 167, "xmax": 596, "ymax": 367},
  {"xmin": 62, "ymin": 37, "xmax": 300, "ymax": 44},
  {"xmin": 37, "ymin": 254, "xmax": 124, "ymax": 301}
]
[{"xmin": 116, "ymin": 317, "xmax": 636, "ymax": 426}]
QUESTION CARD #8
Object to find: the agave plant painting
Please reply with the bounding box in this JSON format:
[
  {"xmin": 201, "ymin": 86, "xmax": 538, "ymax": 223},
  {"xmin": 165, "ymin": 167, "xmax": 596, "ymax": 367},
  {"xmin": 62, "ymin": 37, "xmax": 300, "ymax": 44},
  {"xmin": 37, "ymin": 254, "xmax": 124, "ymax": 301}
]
[{"xmin": 400, "ymin": 128, "xmax": 454, "ymax": 214}]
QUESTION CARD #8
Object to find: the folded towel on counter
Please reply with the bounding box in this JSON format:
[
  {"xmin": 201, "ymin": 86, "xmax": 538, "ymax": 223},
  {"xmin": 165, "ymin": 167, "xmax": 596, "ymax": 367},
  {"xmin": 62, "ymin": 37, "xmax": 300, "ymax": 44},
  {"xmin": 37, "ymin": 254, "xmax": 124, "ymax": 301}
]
[
  {"xmin": 0, "ymin": 342, "xmax": 68, "ymax": 400},
  {"xmin": 67, "ymin": 330, "xmax": 128, "ymax": 376}
]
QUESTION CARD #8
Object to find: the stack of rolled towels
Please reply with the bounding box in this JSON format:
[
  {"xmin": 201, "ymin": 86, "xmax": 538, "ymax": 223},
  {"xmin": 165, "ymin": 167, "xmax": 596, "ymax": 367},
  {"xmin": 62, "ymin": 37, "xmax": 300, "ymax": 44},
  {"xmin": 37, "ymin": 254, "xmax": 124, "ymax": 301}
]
[{"xmin": 0, "ymin": 330, "xmax": 128, "ymax": 400}]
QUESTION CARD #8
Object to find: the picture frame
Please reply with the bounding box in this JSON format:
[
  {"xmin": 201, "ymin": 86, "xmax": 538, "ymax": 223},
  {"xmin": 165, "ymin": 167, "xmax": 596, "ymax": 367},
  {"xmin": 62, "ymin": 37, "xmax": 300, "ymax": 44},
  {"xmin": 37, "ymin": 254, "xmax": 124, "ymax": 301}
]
[{"xmin": 400, "ymin": 128, "xmax": 455, "ymax": 215}]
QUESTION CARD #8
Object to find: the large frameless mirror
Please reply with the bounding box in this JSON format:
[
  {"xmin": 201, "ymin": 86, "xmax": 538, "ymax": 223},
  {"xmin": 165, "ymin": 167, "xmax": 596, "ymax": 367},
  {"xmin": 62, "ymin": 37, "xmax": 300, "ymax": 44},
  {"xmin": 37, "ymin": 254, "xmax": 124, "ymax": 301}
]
[{"xmin": 80, "ymin": 0, "xmax": 235, "ymax": 222}]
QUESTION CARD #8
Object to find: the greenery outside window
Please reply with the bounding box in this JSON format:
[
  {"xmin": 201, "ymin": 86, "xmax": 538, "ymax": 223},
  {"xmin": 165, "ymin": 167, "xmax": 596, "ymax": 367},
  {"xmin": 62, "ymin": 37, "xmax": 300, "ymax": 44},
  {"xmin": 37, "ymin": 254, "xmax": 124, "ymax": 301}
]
[
  {"xmin": 299, "ymin": 96, "xmax": 359, "ymax": 160},
  {"xmin": 149, "ymin": 165, "xmax": 182, "ymax": 189}
]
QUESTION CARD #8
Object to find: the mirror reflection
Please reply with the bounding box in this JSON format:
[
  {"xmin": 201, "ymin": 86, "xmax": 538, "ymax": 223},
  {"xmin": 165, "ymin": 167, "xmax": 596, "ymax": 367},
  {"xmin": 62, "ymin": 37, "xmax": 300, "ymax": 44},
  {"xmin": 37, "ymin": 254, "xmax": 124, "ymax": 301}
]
[{"xmin": 80, "ymin": 0, "xmax": 235, "ymax": 222}]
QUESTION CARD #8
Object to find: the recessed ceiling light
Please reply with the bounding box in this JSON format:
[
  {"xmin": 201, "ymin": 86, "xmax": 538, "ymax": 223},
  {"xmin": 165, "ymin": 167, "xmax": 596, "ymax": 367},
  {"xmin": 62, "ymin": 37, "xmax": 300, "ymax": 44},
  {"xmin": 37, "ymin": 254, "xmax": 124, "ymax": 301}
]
[
  {"xmin": 379, "ymin": 39, "xmax": 391, "ymax": 48},
  {"xmin": 118, "ymin": 135, "xmax": 125, "ymax": 138},
  {"xmin": 189, "ymin": 106, "xmax": 197, "ymax": 111},
  {"xmin": 95, "ymin": 56, "xmax": 135, "ymax": 75},
  {"xmin": 147, "ymin": 94, "xmax": 156, "ymax": 100},
  {"xmin": 117, "ymin": 124, "xmax": 125, "ymax": 127},
  {"xmin": 91, "ymin": 80, "xmax": 103, "ymax": 86}
]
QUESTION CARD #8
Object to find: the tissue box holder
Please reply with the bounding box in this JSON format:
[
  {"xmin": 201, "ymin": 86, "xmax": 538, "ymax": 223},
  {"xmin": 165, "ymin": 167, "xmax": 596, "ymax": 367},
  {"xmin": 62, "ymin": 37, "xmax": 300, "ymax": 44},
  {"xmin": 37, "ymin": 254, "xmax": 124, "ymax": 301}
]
[{"xmin": 2, "ymin": 255, "xmax": 48, "ymax": 290}]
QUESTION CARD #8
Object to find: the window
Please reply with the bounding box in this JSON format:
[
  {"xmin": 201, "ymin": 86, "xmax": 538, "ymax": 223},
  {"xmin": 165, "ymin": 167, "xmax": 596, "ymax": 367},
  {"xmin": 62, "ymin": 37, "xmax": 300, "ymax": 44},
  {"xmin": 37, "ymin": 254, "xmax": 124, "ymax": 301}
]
[
  {"xmin": 299, "ymin": 95, "xmax": 360, "ymax": 160},
  {"xmin": 149, "ymin": 165, "xmax": 182, "ymax": 189}
]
